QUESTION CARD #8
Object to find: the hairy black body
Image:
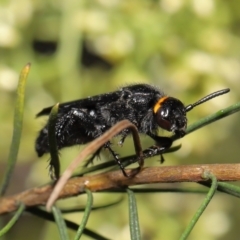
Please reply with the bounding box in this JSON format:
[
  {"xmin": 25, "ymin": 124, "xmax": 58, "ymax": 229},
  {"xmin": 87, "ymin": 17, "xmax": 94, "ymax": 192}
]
[{"xmin": 35, "ymin": 84, "xmax": 229, "ymax": 176}]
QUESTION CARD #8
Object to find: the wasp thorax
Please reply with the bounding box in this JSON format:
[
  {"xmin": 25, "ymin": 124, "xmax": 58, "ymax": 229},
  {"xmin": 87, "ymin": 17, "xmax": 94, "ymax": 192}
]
[{"xmin": 155, "ymin": 97, "xmax": 187, "ymax": 136}]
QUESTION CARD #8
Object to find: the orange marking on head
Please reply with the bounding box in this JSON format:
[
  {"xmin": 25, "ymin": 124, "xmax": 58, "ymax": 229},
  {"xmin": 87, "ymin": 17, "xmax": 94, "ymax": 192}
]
[{"xmin": 153, "ymin": 96, "xmax": 169, "ymax": 114}]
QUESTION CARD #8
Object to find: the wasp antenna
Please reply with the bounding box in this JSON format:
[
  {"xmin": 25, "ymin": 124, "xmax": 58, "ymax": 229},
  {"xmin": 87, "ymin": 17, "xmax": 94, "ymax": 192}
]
[{"xmin": 185, "ymin": 88, "xmax": 230, "ymax": 112}]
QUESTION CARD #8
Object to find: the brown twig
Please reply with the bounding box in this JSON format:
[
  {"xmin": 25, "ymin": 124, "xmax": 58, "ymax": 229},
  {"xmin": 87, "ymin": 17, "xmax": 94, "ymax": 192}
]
[{"xmin": 0, "ymin": 163, "xmax": 240, "ymax": 215}]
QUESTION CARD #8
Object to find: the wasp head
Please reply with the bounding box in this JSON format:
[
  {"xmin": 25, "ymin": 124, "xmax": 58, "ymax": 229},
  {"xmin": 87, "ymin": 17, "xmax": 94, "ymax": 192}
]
[{"xmin": 154, "ymin": 97, "xmax": 187, "ymax": 137}]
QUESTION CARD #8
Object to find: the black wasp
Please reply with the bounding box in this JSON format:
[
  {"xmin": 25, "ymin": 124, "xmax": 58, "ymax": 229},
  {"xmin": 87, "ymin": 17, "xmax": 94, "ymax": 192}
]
[{"xmin": 35, "ymin": 84, "xmax": 230, "ymax": 177}]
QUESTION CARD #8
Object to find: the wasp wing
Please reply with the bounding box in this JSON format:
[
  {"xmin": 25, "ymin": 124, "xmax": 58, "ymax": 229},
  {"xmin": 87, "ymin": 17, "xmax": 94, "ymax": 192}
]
[{"xmin": 36, "ymin": 91, "xmax": 121, "ymax": 117}]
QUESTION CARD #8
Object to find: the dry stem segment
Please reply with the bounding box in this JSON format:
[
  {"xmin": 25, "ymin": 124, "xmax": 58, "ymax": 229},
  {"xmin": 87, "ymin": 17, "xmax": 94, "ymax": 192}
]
[{"xmin": 0, "ymin": 163, "xmax": 240, "ymax": 215}]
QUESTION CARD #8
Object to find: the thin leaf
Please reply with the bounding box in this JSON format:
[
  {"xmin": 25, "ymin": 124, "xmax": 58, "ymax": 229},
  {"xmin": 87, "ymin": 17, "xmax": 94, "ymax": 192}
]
[
  {"xmin": 172, "ymin": 101, "xmax": 240, "ymax": 141},
  {"xmin": 0, "ymin": 202, "xmax": 25, "ymax": 236},
  {"xmin": 27, "ymin": 207, "xmax": 110, "ymax": 240},
  {"xmin": 48, "ymin": 103, "xmax": 60, "ymax": 180},
  {"xmin": 52, "ymin": 206, "xmax": 69, "ymax": 240},
  {"xmin": 0, "ymin": 63, "xmax": 31, "ymax": 196},
  {"xmin": 127, "ymin": 188, "xmax": 141, "ymax": 240},
  {"xmin": 180, "ymin": 171, "xmax": 218, "ymax": 240},
  {"xmin": 200, "ymin": 181, "xmax": 240, "ymax": 198},
  {"xmin": 216, "ymin": 182, "xmax": 240, "ymax": 198},
  {"xmin": 101, "ymin": 187, "xmax": 207, "ymax": 194},
  {"xmin": 61, "ymin": 197, "xmax": 123, "ymax": 213},
  {"xmin": 74, "ymin": 189, "xmax": 93, "ymax": 240}
]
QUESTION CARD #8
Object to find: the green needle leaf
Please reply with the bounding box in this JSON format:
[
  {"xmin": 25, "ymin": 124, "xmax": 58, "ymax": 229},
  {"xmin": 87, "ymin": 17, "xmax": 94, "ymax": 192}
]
[
  {"xmin": 127, "ymin": 188, "xmax": 141, "ymax": 240},
  {"xmin": 200, "ymin": 181, "xmax": 240, "ymax": 198},
  {"xmin": 74, "ymin": 188, "xmax": 93, "ymax": 240},
  {"xmin": 172, "ymin": 101, "xmax": 240, "ymax": 142},
  {"xmin": 0, "ymin": 63, "xmax": 31, "ymax": 196},
  {"xmin": 0, "ymin": 202, "xmax": 25, "ymax": 236},
  {"xmin": 48, "ymin": 103, "xmax": 60, "ymax": 180},
  {"xmin": 186, "ymin": 102, "xmax": 240, "ymax": 135},
  {"xmin": 52, "ymin": 206, "xmax": 69, "ymax": 240},
  {"xmin": 27, "ymin": 207, "xmax": 109, "ymax": 240},
  {"xmin": 180, "ymin": 172, "xmax": 218, "ymax": 240}
]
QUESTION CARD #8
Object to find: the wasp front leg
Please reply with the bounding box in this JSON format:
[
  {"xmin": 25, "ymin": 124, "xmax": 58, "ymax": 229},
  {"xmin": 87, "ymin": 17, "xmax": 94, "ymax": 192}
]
[
  {"xmin": 124, "ymin": 135, "xmax": 172, "ymax": 167},
  {"xmin": 138, "ymin": 133, "xmax": 173, "ymax": 163}
]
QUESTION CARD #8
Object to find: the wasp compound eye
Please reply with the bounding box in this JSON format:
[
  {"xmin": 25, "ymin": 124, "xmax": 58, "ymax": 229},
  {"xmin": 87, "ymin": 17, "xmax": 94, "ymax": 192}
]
[{"xmin": 153, "ymin": 97, "xmax": 187, "ymax": 134}]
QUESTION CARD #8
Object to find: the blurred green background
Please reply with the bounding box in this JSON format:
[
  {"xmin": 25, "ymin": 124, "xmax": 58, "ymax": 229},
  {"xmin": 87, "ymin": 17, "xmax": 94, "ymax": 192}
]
[{"xmin": 0, "ymin": 0, "xmax": 240, "ymax": 239}]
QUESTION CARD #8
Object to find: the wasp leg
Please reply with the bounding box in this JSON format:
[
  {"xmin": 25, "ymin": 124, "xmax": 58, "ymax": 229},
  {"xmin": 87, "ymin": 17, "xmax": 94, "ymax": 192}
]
[
  {"xmin": 127, "ymin": 144, "xmax": 168, "ymax": 166},
  {"xmin": 84, "ymin": 147, "xmax": 102, "ymax": 167},
  {"xmin": 103, "ymin": 141, "xmax": 129, "ymax": 177},
  {"xmin": 142, "ymin": 145, "xmax": 167, "ymax": 159},
  {"xmin": 83, "ymin": 141, "xmax": 129, "ymax": 176},
  {"xmin": 145, "ymin": 133, "xmax": 173, "ymax": 160},
  {"xmin": 35, "ymin": 108, "xmax": 104, "ymax": 157},
  {"xmin": 126, "ymin": 134, "xmax": 172, "ymax": 165},
  {"xmin": 118, "ymin": 128, "xmax": 129, "ymax": 146}
]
